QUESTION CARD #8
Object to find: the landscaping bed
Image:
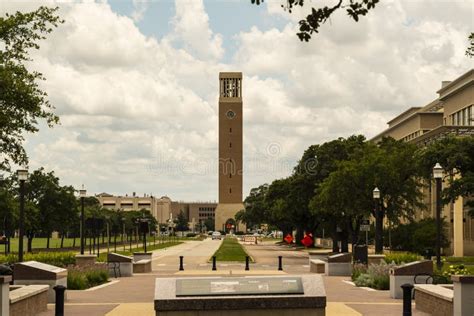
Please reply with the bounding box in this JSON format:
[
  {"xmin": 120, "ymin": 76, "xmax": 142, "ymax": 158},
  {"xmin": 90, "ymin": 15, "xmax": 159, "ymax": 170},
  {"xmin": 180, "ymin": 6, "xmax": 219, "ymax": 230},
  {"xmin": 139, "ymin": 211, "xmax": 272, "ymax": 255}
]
[{"xmin": 212, "ymin": 237, "xmax": 252, "ymax": 262}]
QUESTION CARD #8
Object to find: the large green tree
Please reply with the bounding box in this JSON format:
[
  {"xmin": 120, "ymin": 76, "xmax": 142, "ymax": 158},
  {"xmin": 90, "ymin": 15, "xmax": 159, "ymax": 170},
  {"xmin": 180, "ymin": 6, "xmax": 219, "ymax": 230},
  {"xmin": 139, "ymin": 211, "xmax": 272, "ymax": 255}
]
[
  {"xmin": 418, "ymin": 136, "xmax": 474, "ymax": 216},
  {"xmin": 0, "ymin": 7, "xmax": 63, "ymax": 171}
]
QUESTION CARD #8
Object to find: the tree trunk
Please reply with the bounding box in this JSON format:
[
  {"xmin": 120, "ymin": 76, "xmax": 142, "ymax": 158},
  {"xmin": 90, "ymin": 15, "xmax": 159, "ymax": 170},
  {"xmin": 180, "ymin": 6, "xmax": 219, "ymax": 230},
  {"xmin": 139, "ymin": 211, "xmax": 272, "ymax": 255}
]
[
  {"xmin": 72, "ymin": 237, "xmax": 76, "ymax": 248},
  {"xmin": 46, "ymin": 235, "xmax": 50, "ymax": 249},
  {"xmin": 60, "ymin": 232, "xmax": 65, "ymax": 248},
  {"xmin": 27, "ymin": 236, "xmax": 33, "ymax": 253},
  {"xmin": 295, "ymin": 227, "xmax": 304, "ymax": 246}
]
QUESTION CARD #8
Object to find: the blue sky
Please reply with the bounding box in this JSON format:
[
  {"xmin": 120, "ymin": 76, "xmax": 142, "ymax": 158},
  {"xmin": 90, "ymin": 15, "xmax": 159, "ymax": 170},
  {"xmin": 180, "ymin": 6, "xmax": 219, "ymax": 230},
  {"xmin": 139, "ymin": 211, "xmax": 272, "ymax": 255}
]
[{"xmin": 2, "ymin": 0, "xmax": 472, "ymax": 200}]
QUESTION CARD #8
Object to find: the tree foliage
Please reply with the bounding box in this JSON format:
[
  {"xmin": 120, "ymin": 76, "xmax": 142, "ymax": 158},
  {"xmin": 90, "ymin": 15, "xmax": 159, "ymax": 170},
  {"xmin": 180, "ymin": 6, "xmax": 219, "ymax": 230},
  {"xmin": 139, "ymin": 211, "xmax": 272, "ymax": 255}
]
[
  {"xmin": 418, "ymin": 136, "xmax": 474, "ymax": 216},
  {"xmin": 175, "ymin": 210, "xmax": 188, "ymax": 231},
  {"xmin": 0, "ymin": 6, "xmax": 63, "ymax": 171},
  {"xmin": 466, "ymin": 32, "xmax": 474, "ymax": 57},
  {"xmin": 251, "ymin": 0, "xmax": 380, "ymax": 42}
]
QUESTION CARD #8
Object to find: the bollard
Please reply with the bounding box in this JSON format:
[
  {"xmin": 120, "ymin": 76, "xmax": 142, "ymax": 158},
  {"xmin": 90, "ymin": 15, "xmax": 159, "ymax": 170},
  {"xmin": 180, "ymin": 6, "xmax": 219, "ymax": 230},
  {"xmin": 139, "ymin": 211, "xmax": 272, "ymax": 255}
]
[
  {"xmin": 401, "ymin": 283, "xmax": 414, "ymax": 316},
  {"xmin": 179, "ymin": 256, "xmax": 184, "ymax": 271},
  {"xmin": 245, "ymin": 256, "xmax": 250, "ymax": 271},
  {"xmin": 278, "ymin": 256, "xmax": 283, "ymax": 271},
  {"xmin": 53, "ymin": 285, "xmax": 66, "ymax": 316},
  {"xmin": 212, "ymin": 256, "xmax": 217, "ymax": 271}
]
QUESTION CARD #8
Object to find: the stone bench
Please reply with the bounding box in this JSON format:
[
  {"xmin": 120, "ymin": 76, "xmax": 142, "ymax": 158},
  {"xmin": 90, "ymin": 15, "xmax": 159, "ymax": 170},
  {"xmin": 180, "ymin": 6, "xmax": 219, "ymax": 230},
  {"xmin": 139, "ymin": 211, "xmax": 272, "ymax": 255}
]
[
  {"xmin": 10, "ymin": 285, "xmax": 49, "ymax": 316},
  {"xmin": 309, "ymin": 259, "xmax": 325, "ymax": 274},
  {"xmin": 75, "ymin": 254, "xmax": 97, "ymax": 267},
  {"xmin": 1, "ymin": 276, "xmax": 11, "ymax": 316},
  {"xmin": 133, "ymin": 252, "xmax": 152, "ymax": 262},
  {"xmin": 414, "ymin": 284, "xmax": 453, "ymax": 316},
  {"xmin": 368, "ymin": 254, "xmax": 385, "ymax": 265},
  {"xmin": 389, "ymin": 260, "xmax": 433, "ymax": 299},
  {"xmin": 325, "ymin": 253, "xmax": 351, "ymax": 276},
  {"xmin": 133, "ymin": 259, "xmax": 152, "ymax": 273},
  {"xmin": 308, "ymin": 250, "xmax": 333, "ymax": 261},
  {"xmin": 452, "ymin": 275, "xmax": 474, "ymax": 316},
  {"xmin": 107, "ymin": 253, "xmax": 133, "ymax": 277},
  {"xmin": 13, "ymin": 261, "xmax": 67, "ymax": 303}
]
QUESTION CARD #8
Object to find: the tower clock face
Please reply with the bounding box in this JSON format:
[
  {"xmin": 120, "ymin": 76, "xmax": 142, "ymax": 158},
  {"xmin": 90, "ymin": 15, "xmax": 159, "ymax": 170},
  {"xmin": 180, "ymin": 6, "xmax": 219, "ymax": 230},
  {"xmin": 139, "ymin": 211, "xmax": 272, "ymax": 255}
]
[{"xmin": 226, "ymin": 110, "xmax": 236, "ymax": 119}]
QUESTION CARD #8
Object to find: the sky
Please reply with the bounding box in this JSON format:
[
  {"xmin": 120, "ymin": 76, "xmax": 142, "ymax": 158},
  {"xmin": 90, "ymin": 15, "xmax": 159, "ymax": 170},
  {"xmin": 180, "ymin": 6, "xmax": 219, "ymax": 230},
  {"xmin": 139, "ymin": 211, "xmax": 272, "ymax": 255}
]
[{"xmin": 1, "ymin": 0, "xmax": 473, "ymax": 201}]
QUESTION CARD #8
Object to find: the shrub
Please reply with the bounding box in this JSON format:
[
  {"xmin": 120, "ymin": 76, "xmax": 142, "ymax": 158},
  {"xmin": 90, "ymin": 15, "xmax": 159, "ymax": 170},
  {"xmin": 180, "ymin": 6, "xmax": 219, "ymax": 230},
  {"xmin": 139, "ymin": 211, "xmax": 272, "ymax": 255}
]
[
  {"xmin": 389, "ymin": 219, "xmax": 449, "ymax": 254},
  {"xmin": 354, "ymin": 274, "xmax": 373, "ymax": 287},
  {"xmin": 67, "ymin": 264, "xmax": 108, "ymax": 290},
  {"xmin": 234, "ymin": 231, "xmax": 245, "ymax": 235},
  {"xmin": 352, "ymin": 263, "xmax": 367, "ymax": 281},
  {"xmin": 186, "ymin": 233, "xmax": 197, "ymax": 237},
  {"xmin": 384, "ymin": 252, "xmax": 420, "ymax": 265},
  {"xmin": 354, "ymin": 261, "xmax": 396, "ymax": 290},
  {"xmin": 442, "ymin": 264, "xmax": 470, "ymax": 279},
  {"xmin": 0, "ymin": 252, "xmax": 76, "ymax": 267}
]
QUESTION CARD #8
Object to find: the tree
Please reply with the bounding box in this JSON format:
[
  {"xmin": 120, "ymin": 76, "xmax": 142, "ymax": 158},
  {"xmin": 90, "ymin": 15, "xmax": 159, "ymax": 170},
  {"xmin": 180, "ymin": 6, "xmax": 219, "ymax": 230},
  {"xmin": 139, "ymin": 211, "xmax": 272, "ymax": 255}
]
[
  {"xmin": 418, "ymin": 136, "xmax": 474, "ymax": 216},
  {"xmin": 203, "ymin": 217, "xmax": 215, "ymax": 231},
  {"xmin": 251, "ymin": 0, "xmax": 380, "ymax": 42},
  {"xmin": 175, "ymin": 210, "xmax": 188, "ymax": 231},
  {"xmin": 467, "ymin": 32, "xmax": 474, "ymax": 57},
  {"xmin": 236, "ymin": 184, "xmax": 269, "ymax": 230},
  {"xmin": 0, "ymin": 7, "xmax": 63, "ymax": 171},
  {"xmin": 310, "ymin": 137, "xmax": 423, "ymax": 252}
]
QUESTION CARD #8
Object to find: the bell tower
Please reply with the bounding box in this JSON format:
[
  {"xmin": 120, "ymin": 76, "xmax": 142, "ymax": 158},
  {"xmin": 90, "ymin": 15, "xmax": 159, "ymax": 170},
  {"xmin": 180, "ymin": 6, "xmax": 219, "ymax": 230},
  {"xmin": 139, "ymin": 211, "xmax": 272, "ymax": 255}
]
[{"xmin": 215, "ymin": 72, "xmax": 245, "ymax": 233}]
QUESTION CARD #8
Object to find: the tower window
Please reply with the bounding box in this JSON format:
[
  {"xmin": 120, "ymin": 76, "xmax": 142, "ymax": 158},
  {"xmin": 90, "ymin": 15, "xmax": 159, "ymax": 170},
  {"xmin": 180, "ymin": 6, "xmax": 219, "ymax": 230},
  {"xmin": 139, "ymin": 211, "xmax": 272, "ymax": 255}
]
[
  {"xmin": 229, "ymin": 174, "xmax": 232, "ymax": 178},
  {"xmin": 229, "ymin": 188, "xmax": 232, "ymax": 193},
  {"xmin": 229, "ymin": 142, "xmax": 232, "ymax": 148},
  {"xmin": 229, "ymin": 128, "xmax": 232, "ymax": 133}
]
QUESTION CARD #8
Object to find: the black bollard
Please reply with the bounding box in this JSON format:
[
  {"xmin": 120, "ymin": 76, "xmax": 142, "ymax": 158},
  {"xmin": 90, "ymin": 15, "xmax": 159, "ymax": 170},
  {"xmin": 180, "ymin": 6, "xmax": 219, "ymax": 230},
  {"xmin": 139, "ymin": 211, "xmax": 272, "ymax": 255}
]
[
  {"xmin": 245, "ymin": 256, "xmax": 250, "ymax": 271},
  {"xmin": 212, "ymin": 256, "xmax": 217, "ymax": 271},
  {"xmin": 401, "ymin": 283, "xmax": 414, "ymax": 316},
  {"xmin": 179, "ymin": 256, "xmax": 184, "ymax": 271},
  {"xmin": 278, "ymin": 256, "xmax": 283, "ymax": 271},
  {"xmin": 53, "ymin": 285, "xmax": 66, "ymax": 316}
]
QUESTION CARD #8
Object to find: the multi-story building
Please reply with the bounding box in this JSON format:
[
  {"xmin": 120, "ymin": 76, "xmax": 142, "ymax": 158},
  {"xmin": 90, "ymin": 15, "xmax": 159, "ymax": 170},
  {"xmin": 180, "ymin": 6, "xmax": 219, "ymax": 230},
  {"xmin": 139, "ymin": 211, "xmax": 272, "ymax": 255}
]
[
  {"xmin": 96, "ymin": 193, "xmax": 217, "ymax": 230},
  {"xmin": 371, "ymin": 69, "xmax": 474, "ymax": 256}
]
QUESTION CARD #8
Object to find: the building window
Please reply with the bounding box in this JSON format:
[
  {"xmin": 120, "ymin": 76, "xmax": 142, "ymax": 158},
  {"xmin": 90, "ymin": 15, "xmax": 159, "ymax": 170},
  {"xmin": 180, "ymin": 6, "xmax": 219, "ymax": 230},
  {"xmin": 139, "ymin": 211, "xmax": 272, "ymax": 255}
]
[
  {"xmin": 229, "ymin": 188, "xmax": 232, "ymax": 194},
  {"xmin": 229, "ymin": 142, "xmax": 232, "ymax": 148},
  {"xmin": 450, "ymin": 105, "xmax": 473, "ymax": 126},
  {"xmin": 229, "ymin": 174, "xmax": 232, "ymax": 178},
  {"xmin": 229, "ymin": 128, "xmax": 232, "ymax": 133}
]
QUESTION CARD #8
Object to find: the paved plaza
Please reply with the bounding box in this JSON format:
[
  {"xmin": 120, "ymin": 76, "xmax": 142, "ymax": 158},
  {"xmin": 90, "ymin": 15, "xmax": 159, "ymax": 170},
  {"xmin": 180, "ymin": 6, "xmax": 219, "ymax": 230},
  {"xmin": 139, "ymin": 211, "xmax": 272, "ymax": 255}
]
[{"xmin": 33, "ymin": 239, "xmax": 431, "ymax": 316}]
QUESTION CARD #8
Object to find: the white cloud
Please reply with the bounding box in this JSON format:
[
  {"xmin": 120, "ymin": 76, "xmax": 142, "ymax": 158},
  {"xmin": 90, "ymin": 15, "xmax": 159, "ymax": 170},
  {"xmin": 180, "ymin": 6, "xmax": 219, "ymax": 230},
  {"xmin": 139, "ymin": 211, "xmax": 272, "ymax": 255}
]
[{"xmin": 2, "ymin": 0, "xmax": 471, "ymax": 200}]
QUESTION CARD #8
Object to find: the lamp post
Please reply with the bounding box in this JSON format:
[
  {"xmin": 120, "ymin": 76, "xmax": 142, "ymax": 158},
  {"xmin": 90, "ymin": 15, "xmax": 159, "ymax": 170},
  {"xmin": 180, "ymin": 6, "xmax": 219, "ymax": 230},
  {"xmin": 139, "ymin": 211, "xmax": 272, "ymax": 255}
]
[
  {"xmin": 373, "ymin": 187, "xmax": 383, "ymax": 254},
  {"xmin": 17, "ymin": 169, "xmax": 28, "ymax": 262},
  {"xmin": 433, "ymin": 163, "xmax": 444, "ymax": 270},
  {"xmin": 79, "ymin": 187, "xmax": 86, "ymax": 255}
]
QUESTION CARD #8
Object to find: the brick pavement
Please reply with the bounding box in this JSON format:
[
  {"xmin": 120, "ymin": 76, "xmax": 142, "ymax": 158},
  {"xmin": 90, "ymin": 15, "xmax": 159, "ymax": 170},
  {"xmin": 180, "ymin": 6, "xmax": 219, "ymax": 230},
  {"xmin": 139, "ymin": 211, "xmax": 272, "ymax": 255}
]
[{"xmin": 36, "ymin": 239, "xmax": 429, "ymax": 315}]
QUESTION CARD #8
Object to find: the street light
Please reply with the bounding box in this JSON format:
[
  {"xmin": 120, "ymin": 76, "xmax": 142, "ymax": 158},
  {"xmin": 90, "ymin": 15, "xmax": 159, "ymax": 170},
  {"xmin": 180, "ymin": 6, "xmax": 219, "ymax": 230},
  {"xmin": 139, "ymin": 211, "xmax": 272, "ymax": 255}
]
[
  {"xmin": 17, "ymin": 169, "xmax": 28, "ymax": 262},
  {"xmin": 79, "ymin": 186, "xmax": 87, "ymax": 255},
  {"xmin": 373, "ymin": 187, "xmax": 383, "ymax": 254},
  {"xmin": 433, "ymin": 163, "xmax": 444, "ymax": 270}
]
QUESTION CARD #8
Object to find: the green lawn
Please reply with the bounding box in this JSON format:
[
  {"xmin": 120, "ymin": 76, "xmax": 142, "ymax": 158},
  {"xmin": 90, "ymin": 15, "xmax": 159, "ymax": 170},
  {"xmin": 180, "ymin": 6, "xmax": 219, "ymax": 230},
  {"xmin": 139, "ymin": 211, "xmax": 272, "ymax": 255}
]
[
  {"xmin": 3, "ymin": 235, "xmax": 185, "ymax": 252},
  {"xmin": 97, "ymin": 241, "xmax": 182, "ymax": 262},
  {"xmin": 212, "ymin": 237, "xmax": 251, "ymax": 262}
]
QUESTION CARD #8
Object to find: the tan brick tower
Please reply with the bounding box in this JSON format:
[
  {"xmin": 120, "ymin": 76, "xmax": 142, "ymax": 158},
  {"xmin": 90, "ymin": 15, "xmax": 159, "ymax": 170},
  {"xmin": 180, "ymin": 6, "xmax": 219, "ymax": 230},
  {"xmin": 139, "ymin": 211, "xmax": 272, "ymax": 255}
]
[{"xmin": 215, "ymin": 72, "xmax": 245, "ymax": 233}]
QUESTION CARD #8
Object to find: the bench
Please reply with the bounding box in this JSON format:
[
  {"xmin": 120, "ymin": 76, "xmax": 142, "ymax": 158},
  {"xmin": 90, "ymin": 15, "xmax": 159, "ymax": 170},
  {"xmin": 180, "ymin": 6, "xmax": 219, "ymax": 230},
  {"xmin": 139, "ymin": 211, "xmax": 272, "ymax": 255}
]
[
  {"xmin": 107, "ymin": 253, "xmax": 133, "ymax": 277},
  {"xmin": 309, "ymin": 259, "xmax": 325, "ymax": 274},
  {"xmin": 133, "ymin": 260, "xmax": 152, "ymax": 273},
  {"xmin": 10, "ymin": 285, "xmax": 49, "ymax": 316},
  {"xmin": 389, "ymin": 260, "xmax": 433, "ymax": 299},
  {"xmin": 325, "ymin": 253, "xmax": 352, "ymax": 276},
  {"xmin": 414, "ymin": 284, "xmax": 453, "ymax": 316}
]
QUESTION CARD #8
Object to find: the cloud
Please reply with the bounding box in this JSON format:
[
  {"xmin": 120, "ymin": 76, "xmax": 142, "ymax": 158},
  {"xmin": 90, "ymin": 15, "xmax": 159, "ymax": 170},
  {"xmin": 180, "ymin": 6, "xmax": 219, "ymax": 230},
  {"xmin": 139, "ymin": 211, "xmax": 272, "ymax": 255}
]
[
  {"xmin": 131, "ymin": 0, "xmax": 148, "ymax": 22},
  {"xmin": 168, "ymin": 0, "xmax": 224, "ymax": 60},
  {"xmin": 2, "ymin": 0, "xmax": 471, "ymax": 201}
]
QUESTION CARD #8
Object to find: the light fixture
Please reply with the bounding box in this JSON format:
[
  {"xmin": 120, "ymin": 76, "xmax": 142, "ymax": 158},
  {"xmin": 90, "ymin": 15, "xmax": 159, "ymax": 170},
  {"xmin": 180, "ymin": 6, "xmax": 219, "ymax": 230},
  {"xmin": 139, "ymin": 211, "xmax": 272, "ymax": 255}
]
[
  {"xmin": 17, "ymin": 169, "xmax": 28, "ymax": 181},
  {"xmin": 373, "ymin": 187, "xmax": 380, "ymax": 199},
  {"xmin": 79, "ymin": 185, "xmax": 87, "ymax": 198},
  {"xmin": 433, "ymin": 163, "xmax": 444, "ymax": 179}
]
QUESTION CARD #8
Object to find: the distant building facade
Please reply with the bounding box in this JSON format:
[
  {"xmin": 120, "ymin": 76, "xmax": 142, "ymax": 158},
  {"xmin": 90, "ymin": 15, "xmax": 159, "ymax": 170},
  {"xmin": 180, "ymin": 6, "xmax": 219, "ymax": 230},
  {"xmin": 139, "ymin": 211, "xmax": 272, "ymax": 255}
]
[
  {"xmin": 96, "ymin": 192, "xmax": 216, "ymax": 230},
  {"xmin": 371, "ymin": 69, "xmax": 474, "ymax": 256}
]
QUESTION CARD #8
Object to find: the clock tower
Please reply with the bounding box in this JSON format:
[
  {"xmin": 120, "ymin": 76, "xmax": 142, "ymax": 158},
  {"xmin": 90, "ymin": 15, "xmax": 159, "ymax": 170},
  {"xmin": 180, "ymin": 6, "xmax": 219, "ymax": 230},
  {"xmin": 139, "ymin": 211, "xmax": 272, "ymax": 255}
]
[{"xmin": 215, "ymin": 72, "xmax": 245, "ymax": 233}]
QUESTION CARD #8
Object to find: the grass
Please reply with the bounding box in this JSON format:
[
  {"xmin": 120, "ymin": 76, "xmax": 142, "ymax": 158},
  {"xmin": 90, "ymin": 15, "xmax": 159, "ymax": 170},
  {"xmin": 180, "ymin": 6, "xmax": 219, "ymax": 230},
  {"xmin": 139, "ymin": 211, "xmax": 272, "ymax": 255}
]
[
  {"xmin": 97, "ymin": 241, "xmax": 182, "ymax": 262},
  {"xmin": 67, "ymin": 264, "xmax": 109, "ymax": 290},
  {"xmin": 212, "ymin": 237, "xmax": 251, "ymax": 262}
]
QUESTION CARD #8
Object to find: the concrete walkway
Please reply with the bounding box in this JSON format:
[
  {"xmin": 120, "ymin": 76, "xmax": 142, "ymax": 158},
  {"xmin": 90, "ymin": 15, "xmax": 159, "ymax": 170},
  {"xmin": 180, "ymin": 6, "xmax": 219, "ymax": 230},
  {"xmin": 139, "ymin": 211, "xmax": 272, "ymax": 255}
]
[{"xmin": 37, "ymin": 239, "xmax": 429, "ymax": 315}]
